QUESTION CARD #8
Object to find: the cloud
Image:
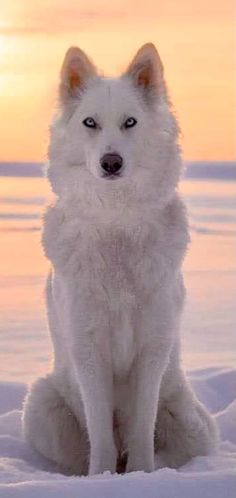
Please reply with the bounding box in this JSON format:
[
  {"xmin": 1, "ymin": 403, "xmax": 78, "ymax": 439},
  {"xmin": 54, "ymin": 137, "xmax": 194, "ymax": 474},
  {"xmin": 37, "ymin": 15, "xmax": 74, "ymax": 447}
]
[
  {"xmin": 0, "ymin": 0, "xmax": 233, "ymax": 37},
  {"xmin": 0, "ymin": 2, "xmax": 126, "ymax": 36}
]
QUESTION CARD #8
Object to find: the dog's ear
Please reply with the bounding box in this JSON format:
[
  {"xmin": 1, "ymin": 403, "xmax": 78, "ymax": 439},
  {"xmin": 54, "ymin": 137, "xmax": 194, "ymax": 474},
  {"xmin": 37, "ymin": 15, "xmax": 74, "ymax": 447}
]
[
  {"xmin": 59, "ymin": 47, "xmax": 97, "ymax": 105},
  {"xmin": 124, "ymin": 43, "xmax": 165, "ymax": 98}
]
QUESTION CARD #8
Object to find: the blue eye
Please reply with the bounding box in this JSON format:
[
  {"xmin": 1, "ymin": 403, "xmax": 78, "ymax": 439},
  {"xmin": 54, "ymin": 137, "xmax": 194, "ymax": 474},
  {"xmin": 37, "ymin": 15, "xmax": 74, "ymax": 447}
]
[
  {"xmin": 83, "ymin": 117, "xmax": 97, "ymax": 128},
  {"xmin": 124, "ymin": 117, "xmax": 137, "ymax": 129}
]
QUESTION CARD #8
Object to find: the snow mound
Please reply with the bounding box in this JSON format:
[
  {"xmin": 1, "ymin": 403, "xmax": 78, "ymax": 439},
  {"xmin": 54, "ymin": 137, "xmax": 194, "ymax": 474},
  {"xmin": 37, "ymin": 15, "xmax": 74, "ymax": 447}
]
[{"xmin": 0, "ymin": 368, "xmax": 236, "ymax": 497}]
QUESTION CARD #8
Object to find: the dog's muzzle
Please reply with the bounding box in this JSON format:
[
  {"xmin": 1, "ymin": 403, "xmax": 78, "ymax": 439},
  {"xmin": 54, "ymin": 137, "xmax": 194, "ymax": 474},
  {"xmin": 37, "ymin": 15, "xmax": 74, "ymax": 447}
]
[{"xmin": 100, "ymin": 153, "xmax": 123, "ymax": 178}]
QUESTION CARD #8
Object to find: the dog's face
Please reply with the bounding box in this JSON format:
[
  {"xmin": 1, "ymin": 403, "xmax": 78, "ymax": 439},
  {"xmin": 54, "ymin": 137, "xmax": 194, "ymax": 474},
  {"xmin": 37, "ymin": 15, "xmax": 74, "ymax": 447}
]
[
  {"xmin": 48, "ymin": 44, "xmax": 181, "ymax": 205},
  {"xmin": 62, "ymin": 77, "xmax": 156, "ymax": 182}
]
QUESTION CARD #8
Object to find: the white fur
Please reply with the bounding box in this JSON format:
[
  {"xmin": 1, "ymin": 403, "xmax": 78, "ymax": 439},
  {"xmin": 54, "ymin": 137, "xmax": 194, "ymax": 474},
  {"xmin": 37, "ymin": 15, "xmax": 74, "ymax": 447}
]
[{"xmin": 23, "ymin": 43, "xmax": 218, "ymax": 476}]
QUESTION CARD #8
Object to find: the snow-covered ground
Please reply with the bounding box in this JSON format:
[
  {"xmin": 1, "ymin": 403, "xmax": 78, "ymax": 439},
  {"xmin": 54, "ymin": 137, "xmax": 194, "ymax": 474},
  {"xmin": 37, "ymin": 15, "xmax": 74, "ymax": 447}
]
[
  {"xmin": 0, "ymin": 162, "xmax": 235, "ymax": 495},
  {"xmin": 0, "ymin": 367, "xmax": 236, "ymax": 497}
]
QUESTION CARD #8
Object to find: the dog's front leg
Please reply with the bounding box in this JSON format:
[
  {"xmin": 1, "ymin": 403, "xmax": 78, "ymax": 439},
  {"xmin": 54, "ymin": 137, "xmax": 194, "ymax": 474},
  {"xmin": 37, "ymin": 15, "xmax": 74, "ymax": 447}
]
[
  {"xmin": 127, "ymin": 345, "xmax": 169, "ymax": 473},
  {"xmin": 71, "ymin": 337, "xmax": 117, "ymax": 475},
  {"xmin": 67, "ymin": 298, "xmax": 117, "ymax": 475}
]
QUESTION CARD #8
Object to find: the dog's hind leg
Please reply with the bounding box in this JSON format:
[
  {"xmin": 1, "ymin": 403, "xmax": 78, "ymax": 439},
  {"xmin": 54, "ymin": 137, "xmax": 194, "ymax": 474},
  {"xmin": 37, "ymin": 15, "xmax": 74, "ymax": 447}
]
[
  {"xmin": 23, "ymin": 375, "xmax": 89, "ymax": 475},
  {"xmin": 155, "ymin": 371, "xmax": 218, "ymax": 469}
]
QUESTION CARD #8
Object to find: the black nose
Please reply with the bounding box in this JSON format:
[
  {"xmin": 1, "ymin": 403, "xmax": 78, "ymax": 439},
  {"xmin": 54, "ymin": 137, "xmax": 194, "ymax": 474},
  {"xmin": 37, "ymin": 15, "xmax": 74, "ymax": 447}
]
[{"xmin": 100, "ymin": 153, "xmax": 123, "ymax": 175}]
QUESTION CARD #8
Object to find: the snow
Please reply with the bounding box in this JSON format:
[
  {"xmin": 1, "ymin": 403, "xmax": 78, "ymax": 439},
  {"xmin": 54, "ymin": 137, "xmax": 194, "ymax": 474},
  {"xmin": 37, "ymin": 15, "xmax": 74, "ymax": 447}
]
[{"xmin": 0, "ymin": 368, "xmax": 235, "ymax": 497}]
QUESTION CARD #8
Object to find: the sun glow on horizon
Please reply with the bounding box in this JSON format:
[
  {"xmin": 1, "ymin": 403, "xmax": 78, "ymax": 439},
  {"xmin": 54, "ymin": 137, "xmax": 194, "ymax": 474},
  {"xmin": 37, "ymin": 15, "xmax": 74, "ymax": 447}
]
[{"xmin": 0, "ymin": 0, "xmax": 235, "ymax": 162}]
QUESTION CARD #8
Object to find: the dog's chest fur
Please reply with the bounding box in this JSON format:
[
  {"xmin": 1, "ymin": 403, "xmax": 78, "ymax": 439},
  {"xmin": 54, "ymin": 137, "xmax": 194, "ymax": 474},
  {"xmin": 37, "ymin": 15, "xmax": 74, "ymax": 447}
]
[
  {"xmin": 43, "ymin": 196, "xmax": 188, "ymax": 377},
  {"xmin": 44, "ymin": 205, "xmax": 160, "ymax": 292}
]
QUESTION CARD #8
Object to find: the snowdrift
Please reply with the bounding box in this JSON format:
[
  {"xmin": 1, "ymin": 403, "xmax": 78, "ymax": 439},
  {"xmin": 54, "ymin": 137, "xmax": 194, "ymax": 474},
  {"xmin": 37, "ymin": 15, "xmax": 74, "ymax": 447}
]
[{"xmin": 0, "ymin": 367, "xmax": 236, "ymax": 497}]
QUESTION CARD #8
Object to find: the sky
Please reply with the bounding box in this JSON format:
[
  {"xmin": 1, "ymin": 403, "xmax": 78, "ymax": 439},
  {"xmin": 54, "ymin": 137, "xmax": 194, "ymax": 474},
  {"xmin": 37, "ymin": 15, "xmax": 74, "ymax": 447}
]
[{"xmin": 0, "ymin": 0, "xmax": 235, "ymax": 162}]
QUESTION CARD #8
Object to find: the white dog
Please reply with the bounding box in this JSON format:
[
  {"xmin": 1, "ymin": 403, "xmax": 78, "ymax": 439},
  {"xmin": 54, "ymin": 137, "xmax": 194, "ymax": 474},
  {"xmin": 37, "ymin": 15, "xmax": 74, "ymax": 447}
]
[{"xmin": 23, "ymin": 43, "xmax": 217, "ymax": 475}]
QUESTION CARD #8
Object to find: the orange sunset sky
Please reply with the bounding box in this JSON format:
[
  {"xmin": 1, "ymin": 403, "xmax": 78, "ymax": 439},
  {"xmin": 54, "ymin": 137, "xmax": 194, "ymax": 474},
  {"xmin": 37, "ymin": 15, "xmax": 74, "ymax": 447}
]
[{"xmin": 0, "ymin": 0, "xmax": 235, "ymax": 162}]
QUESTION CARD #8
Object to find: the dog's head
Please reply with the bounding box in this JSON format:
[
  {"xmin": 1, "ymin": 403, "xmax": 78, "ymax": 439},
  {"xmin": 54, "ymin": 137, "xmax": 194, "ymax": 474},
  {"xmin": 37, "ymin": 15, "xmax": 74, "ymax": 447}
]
[{"xmin": 48, "ymin": 44, "xmax": 181, "ymax": 206}]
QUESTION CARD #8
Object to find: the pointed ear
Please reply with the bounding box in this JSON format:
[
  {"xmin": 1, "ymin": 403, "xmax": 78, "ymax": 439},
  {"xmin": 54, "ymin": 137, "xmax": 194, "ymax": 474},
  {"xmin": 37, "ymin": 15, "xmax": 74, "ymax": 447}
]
[
  {"xmin": 124, "ymin": 43, "xmax": 165, "ymax": 98},
  {"xmin": 59, "ymin": 47, "xmax": 97, "ymax": 105}
]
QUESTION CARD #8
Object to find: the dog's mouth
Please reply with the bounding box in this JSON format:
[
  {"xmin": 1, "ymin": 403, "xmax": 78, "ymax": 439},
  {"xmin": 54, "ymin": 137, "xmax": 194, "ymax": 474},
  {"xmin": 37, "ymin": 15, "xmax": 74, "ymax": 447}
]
[{"xmin": 101, "ymin": 172, "xmax": 123, "ymax": 181}]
